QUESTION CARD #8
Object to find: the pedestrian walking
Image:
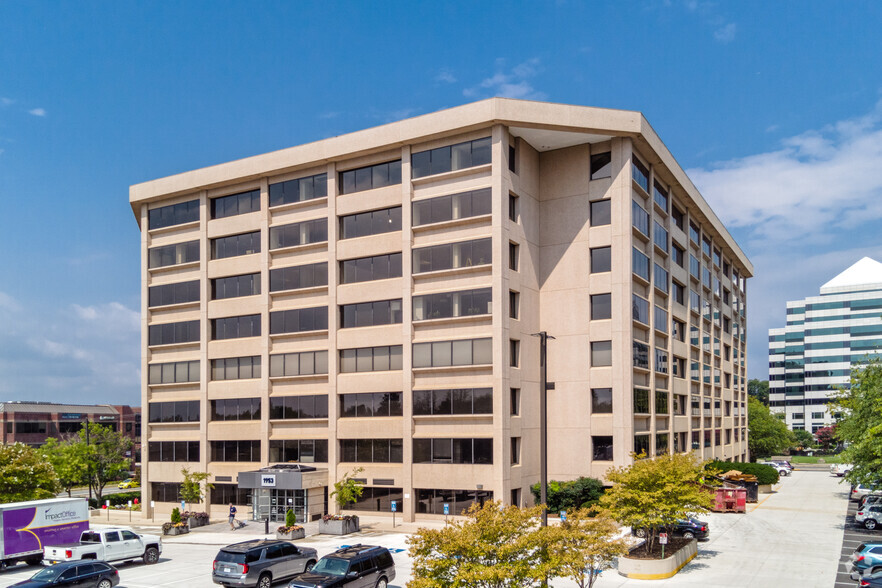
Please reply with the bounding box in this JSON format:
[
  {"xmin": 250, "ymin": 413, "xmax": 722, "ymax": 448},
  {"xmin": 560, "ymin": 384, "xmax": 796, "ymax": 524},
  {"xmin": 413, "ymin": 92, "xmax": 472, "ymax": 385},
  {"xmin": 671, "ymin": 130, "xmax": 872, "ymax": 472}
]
[{"xmin": 229, "ymin": 503, "xmax": 237, "ymax": 530}]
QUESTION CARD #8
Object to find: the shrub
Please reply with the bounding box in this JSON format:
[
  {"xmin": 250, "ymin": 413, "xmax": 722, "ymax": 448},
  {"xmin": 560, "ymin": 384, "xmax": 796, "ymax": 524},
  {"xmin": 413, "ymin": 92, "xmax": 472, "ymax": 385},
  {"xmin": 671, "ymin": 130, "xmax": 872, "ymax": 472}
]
[
  {"xmin": 182, "ymin": 511, "xmax": 209, "ymax": 522},
  {"xmin": 706, "ymin": 460, "xmax": 779, "ymax": 485},
  {"xmin": 170, "ymin": 507, "xmax": 182, "ymax": 524},
  {"xmin": 88, "ymin": 491, "xmax": 141, "ymax": 509},
  {"xmin": 285, "ymin": 508, "xmax": 296, "ymax": 528},
  {"xmin": 530, "ymin": 476, "xmax": 605, "ymax": 512}
]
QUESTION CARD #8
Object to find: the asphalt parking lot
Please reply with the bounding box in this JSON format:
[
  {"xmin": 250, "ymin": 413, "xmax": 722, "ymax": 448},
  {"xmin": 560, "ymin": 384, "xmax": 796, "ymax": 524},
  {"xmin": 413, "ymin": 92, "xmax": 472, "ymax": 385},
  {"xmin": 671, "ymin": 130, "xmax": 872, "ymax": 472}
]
[
  {"xmin": 0, "ymin": 470, "xmax": 851, "ymax": 588},
  {"xmin": 836, "ymin": 490, "xmax": 882, "ymax": 588}
]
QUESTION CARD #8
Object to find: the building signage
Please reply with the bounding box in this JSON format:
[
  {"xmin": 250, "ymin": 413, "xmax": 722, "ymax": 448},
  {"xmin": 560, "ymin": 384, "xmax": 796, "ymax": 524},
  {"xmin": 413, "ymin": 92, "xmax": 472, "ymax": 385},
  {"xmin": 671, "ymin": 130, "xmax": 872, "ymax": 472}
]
[
  {"xmin": 261, "ymin": 475, "xmax": 276, "ymax": 487},
  {"xmin": 60, "ymin": 413, "xmax": 83, "ymax": 420},
  {"xmin": 98, "ymin": 416, "xmax": 116, "ymax": 421}
]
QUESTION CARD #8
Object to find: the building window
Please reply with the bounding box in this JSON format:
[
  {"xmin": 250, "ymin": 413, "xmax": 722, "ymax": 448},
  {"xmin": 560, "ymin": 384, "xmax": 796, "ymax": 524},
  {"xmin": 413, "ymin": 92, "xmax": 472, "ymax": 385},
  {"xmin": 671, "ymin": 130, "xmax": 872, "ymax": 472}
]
[
  {"xmin": 702, "ymin": 236, "xmax": 712, "ymax": 257},
  {"xmin": 268, "ymin": 395, "xmax": 329, "ymax": 419},
  {"xmin": 339, "ymin": 346, "xmax": 404, "ymax": 373},
  {"xmin": 673, "ymin": 394, "xmax": 686, "ymax": 415},
  {"xmin": 511, "ymin": 388, "xmax": 520, "ymax": 416},
  {"xmin": 591, "ymin": 341, "xmax": 612, "ymax": 367},
  {"xmin": 210, "ymin": 440, "xmax": 261, "ymax": 462},
  {"xmin": 634, "ymin": 434, "xmax": 650, "ymax": 456},
  {"xmin": 509, "ymin": 193, "xmax": 519, "ymax": 222},
  {"xmin": 341, "ymin": 299, "xmax": 402, "ymax": 328},
  {"xmin": 412, "ymin": 188, "xmax": 491, "ymax": 226},
  {"xmin": 592, "ymin": 436, "xmax": 613, "ymax": 461},
  {"xmin": 653, "ymin": 181, "xmax": 669, "ymax": 211},
  {"xmin": 149, "ymin": 280, "xmax": 200, "ymax": 307},
  {"xmin": 656, "ymin": 433, "xmax": 669, "ymax": 456},
  {"xmin": 509, "ymin": 291, "xmax": 519, "ymax": 319},
  {"xmin": 673, "ymin": 356, "xmax": 686, "ymax": 378},
  {"xmin": 210, "ymin": 483, "xmax": 250, "ymax": 506},
  {"xmin": 212, "ymin": 315, "xmax": 260, "ymax": 340},
  {"xmin": 590, "ymin": 199, "xmax": 611, "ymax": 226},
  {"xmin": 412, "ymin": 338, "xmax": 492, "ymax": 368},
  {"xmin": 268, "ymin": 439, "xmax": 328, "ymax": 463},
  {"xmin": 511, "ymin": 437, "xmax": 521, "ymax": 465},
  {"xmin": 509, "ymin": 242, "xmax": 519, "ymax": 271},
  {"xmin": 211, "ymin": 356, "xmax": 261, "ymax": 381},
  {"xmin": 413, "ymin": 238, "xmax": 492, "ymax": 274},
  {"xmin": 211, "ymin": 231, "xmax": 260, "ymax": 260},
  {"xmin": 672, "ymin": 281, "xmax": 685, "ymax": 305},
  {"xmin": 270, "ymin": 262, "xmax": 329, "ymax": 292},
  {"xmin": 212, "ymin": 273, "xmax": 260, "ymax": 300},
  {"xmin": 269, "ymin": 173, "xmax": 327, "ymax": 206},
  {"xmin": 211, "ymin": 189, "xmax": 260, "ymax": 219},
  {"xmin": 590, "ymin": 152, "xmax": 612, "ymax": 180},
  {"xmin": 632, "ymin": 157, "xmax": 649, "ymax": 192},
  {"xmin": 148, "ymin": 400, "xmax": 200, "ymax": 423},
  {"xmin": 149, "ymin": 320, "xmax": 200, "ymax": 346},
  {"xmin": 411, "ymin": 137, "xmax": 491, "ymax": 179},
  {"xmin": 591, "ymin": 388, "xmax": 612, "ymax": 413},
  {"xmin": 340, "ymin": 392, "xmax": 403, "ymax": 417},
  {"xmin": 633, "ymin": 388, "xmax": 650, "ymax": 414},
  {"xmin": 633, "ymin": 248, "xmax": 650, "ymax": 281},
  {"xmin": 672, "ymin": 243, "xmax": 685, "ymax": 267},
  {"xmin": 412, "ymin": 438, "xmax": 493, "ymax": 464},
  {"xmin": 341, "ymin": 253, "xmax": 402, "ymax": 284},
  {"xmin": 148, "ymin": 200, "xmax": 199, "ymax": 230},
  {"xmin": 211, "ymin": 398, "xmax": 261, "ymax": 421},
  {"xmin": 672, "ymin": 319, "xmax": 685, "ymax": 341},
  {"xmin": 632, "ymin": 294, "xmax": 649, "ymax": 324},
  {"xmin": 148, "ymin": 240, "xmax": 199, "ymax": 269},
  {"xmin": 653, "ymin": 221, "xmax": 669, "ymax": 252},
  {"xmin": 268, "ymin": 218, "xmax": 327, "ymax": 249},
  {"xmin": 413, "ymin": 388, "xmax": 492, "ymax": 416},
  {"xmin": 672, "ymin": 205, "xmax": 685, "ymax": 230},
  {"xmin": 416, "ymin": 488, "xmax": 494, "ymax": 515},
  {"xmin": 340, "ymin": 160, "xmax": 402, "ymax": 193},
  {"xmin": 269, "ymin": 350, "xmax": 329, "ymax": 377},
  {"xmin": 632, "ymin": 200, "xmax": 649, "ymax": 235},
  {"xmin": 654, "ymin": 264, "xmax": 669, "ymax": 293},
  {"xmin": 655, "ymin": 391, "xmax": 669, "ymax": 414},
  {"xmin": 590, "ymin": 247, "xmax": 611, "ymax": 273},
  {"xmin": 413, "ymin": 288, "xmax": 492, "ymax": 321},
  {"xmin": 689, "ymin": 221, "xmax": 700, "ymax": 245},
  {"xmin": 340, "ymin": 206, "xmax": 402, "ymax": 239},
  {"xmin": 148, "ymin": 443, "xmax": 199, "ymax": 463},
  {"xmin": 509, "ymin": 142, "xmax": 517, "ymax": 173},
  {"xmin": 654, "ymin": 306, "xmax": 668, "ymax": 334},
  {"xmin": 633, "ymin": 341, "xmax": 650, "ymax": 369},
  {"xmin": 591, "ymin": 293, "xmax": 611, "ymax": 320},
  {"xmin": 269, "ymin": 307, "xmax": 328, "ymax": 334},
  {"xmin": 339, "ymin": 439, "xmax": 404, "ymax": 463},
  {"xmin": 510, "ymin": 339, "xmax": 520, "ymax": 368},
  {"xmin": 148, "ymin": 360, "xmax": 200, "ymax": 385}
]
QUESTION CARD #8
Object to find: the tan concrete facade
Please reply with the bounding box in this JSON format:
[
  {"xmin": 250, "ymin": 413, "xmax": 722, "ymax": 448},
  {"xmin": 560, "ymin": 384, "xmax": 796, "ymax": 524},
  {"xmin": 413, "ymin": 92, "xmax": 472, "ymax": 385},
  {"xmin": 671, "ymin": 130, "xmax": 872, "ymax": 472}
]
[{"xmin": 131, "ymin": 98, "xmax": 752, "ymax": 522}]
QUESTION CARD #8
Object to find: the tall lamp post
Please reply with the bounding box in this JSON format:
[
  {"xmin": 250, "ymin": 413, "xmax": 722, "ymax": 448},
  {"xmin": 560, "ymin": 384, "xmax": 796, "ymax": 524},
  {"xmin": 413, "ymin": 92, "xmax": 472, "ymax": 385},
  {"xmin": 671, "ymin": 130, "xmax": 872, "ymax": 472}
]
[
  {"xmin": 531, "ymin": 331, "xmax": 555, "ymax": 527},
  {"xmin": 85, "ymin": 417, "xmax": 92, "ymax": 505}
]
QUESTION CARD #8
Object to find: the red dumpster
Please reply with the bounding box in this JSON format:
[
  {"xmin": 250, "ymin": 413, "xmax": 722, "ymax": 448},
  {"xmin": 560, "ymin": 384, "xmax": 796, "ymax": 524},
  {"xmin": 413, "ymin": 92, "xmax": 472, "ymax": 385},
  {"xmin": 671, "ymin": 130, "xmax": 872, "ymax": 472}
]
[{"xmin": 712, "ymin": 486, "xmax": 746, "ymax": 513}]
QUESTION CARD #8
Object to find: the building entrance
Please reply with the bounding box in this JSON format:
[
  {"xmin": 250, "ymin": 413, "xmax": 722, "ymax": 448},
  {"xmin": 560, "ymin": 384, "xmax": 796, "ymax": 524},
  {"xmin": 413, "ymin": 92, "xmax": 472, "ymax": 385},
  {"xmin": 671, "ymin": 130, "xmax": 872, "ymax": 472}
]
[{"xmin": 252, "ymin": 488, "xmax": 306, "ymax": 522}]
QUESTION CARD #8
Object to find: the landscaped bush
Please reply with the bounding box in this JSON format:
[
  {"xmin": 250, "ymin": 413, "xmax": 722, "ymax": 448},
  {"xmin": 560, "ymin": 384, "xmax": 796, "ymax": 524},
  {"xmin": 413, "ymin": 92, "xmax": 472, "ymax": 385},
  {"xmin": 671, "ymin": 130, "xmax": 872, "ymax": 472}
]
[
  {"xmin": 88, "ymin": 491, "xmax": 141, "ymax": 509},
  {"xmin": 530, "ymin": 476, "xmax": 605, "ymax": 512},
  {"xmin": 706, "ymin": 460, "xmax": 779, "ymax": 485}
]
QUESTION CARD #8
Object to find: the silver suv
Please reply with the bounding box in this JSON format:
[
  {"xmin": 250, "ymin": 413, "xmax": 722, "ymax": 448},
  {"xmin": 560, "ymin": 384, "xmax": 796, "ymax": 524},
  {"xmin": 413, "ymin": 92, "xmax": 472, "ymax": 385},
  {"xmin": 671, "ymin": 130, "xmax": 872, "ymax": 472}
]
[{"xmin": 213, "ymin": 540, "xmax": 318, "ymax": 588}]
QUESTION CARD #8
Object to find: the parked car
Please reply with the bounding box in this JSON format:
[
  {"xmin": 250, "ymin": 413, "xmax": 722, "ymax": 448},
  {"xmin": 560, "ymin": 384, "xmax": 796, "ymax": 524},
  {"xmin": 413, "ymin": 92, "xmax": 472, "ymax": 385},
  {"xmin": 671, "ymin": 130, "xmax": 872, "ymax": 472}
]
[
  {"xmin": 117, "ymin": 479, "xmax": 137, "ymax": 489},
  {"xmin": 633, "ymin": 517, "xmax": 709, "ymax": 540},
  {"xmin": 852, "ymin": 544, "xmax": 882, "ymax": 579},
  {"xmin": 833, "ymin": 463, "xmax": 854, "ymax": 476},
  {"xmin": 858, "ymin": 566, "xmax": 882, "ymax": 587},
  {"xmin": 212, "ymin": 539, "xmax": 317, "ymax": 588},
  {"xmin": 758, "ymin": 461, "xmax": 791, "ymax": 476},
  {"xmin": 769, "ymin": 460, "xmax": 793, "ymax": 471},
  {"xmin": 9, "ymin": 561, "xmax": 119, "ymax": 588},
  {"xmin": 287, "ymin": 544, "xmax": 396, "ymax": 588},
  {"xmin": 853, "ymin": 485, "xmax": 881, "ymax": 502},
  {"xmin": 857, "ymin": 506, "xmax": 882, "ymax": 530},
  {"xmin": 43, "ymin": 526, "xmax": 161, "ymax": 566},
  {"xmin": 859, "ymin": 493, "xmax": 882, "ymax": 510}
]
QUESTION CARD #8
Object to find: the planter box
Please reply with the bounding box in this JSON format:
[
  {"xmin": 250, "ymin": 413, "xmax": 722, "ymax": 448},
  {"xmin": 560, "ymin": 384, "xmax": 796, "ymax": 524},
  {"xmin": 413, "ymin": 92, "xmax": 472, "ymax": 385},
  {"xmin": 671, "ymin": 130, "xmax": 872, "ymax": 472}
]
[
  {"xmin": 319, "ymin": 517, "xmax": 360, "ymax": 535},
  {"xmin": 187, "ymin": 517, "xmax": 209, "ymax": 528},
  {"xmin": 758, "ymin": 484, "xmax": 774, "ymax": 494},
  {"xmin": 276, "ymin": 528, "xmax": 306, "ymax": 540},
  {"xmin": 618, "ymin": 538, "xmax": 697, "ymax": 580},
  {"xmin": 163, "ymin": 526, "xmax": 190, "ymax": 536}
]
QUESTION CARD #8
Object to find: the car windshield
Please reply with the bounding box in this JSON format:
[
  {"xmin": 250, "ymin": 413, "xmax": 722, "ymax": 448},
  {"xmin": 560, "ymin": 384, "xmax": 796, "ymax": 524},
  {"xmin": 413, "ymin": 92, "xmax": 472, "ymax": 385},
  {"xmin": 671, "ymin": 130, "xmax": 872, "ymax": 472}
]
[
  {"xmin": 311, "ymin": 557, "xmax": 349, "ymax": 576},
  {"xmin": 32, "ymin": 567, "xmax": 64, "ymax": 581}
]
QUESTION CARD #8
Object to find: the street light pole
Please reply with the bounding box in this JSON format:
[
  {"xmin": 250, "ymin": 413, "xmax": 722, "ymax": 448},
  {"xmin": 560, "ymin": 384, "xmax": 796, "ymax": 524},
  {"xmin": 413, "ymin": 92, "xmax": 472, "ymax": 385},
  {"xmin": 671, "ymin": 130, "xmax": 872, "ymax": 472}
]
[
  {"xmin": 85, "ymin": 418, "xmax": 92, "ymax": 505},
  {"xmin": 532, "ymin": 331, "xmax": 555, "ymax": 527}
]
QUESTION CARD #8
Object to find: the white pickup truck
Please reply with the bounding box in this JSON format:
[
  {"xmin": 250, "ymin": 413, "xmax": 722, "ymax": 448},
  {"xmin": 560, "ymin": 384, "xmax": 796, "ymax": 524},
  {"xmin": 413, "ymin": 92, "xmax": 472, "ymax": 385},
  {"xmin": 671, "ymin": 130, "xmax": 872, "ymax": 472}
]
[{"xmin": 43, "ymin": 526, "xmax": 162, "ymax": 566}]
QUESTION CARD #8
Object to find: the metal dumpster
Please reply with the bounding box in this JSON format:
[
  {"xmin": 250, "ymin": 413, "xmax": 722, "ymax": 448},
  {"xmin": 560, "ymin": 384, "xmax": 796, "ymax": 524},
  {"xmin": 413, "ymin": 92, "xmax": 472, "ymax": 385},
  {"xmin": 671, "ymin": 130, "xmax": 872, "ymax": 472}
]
[{"xmin": 712, "ymin": 486, "xmax": 747, "ymax": 512}]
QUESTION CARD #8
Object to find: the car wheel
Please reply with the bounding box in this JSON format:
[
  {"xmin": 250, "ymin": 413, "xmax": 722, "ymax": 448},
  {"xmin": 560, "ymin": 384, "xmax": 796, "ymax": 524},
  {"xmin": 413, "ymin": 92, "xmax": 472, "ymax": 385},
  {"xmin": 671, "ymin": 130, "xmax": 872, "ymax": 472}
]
[
  {"xmin": 683, "ymin": 531, "xmax": 695, "ymax": 539},
  {"xmin": 143, "ymin": 546, "xmax": 159, "ymax": 565},
  {"xmin": 258, "ymin": 573, "xmax": 272, "ymax": 588},
  {"xmin": 634, "ymin": 528, "xmax": 647, "ymax": 538},
  {"xmin": 866, "ymin": 519, "xmax": 878, "ymax": 531},
  {"xmin": 376, "ymin": 579, "xmax": 388, "ymax": 588},
  {"xmin": 305, "ymin": 560, "xmax": 316, "ymax": 572},
  {"xmin": 98, "ymin": 579, "xmax": 113, "ymax": 588}
]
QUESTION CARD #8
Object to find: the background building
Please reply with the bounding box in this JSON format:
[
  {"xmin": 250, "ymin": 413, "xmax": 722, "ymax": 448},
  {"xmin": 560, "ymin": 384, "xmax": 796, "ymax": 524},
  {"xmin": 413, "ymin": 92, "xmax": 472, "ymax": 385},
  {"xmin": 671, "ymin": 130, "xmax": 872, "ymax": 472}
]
[
  {"xmin": 131, "ymin": 98, "xmax": 752, "ymax": 522},
  {"xmin": 769, "ymin": 257, "xmax": 882, "ymax": 431}
]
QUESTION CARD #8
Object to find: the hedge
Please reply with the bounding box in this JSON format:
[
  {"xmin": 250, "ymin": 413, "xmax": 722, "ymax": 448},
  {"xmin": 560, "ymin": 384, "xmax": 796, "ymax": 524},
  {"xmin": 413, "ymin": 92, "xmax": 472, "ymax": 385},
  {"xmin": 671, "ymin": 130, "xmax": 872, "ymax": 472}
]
[
  {"xmin": 706, "ymin": 460, "xmax": 780, "ymax": 485},
  {"xmin": 89, "ymin": 491, "xmax": 142, "ymax": 508}
]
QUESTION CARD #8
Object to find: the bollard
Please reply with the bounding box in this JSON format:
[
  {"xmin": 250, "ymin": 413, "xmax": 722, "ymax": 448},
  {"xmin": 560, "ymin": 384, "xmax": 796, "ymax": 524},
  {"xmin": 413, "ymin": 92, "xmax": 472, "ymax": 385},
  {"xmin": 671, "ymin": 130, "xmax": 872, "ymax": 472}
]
[{"xmin": 265, "ymin": 518, "xmax": 269, "ymax": 535}]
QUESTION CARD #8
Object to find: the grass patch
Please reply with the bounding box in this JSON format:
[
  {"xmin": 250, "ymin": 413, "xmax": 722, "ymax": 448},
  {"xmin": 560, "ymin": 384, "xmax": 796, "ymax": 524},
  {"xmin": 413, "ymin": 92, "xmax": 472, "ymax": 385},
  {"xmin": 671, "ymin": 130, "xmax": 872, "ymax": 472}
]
[{"xmin": 788, "ymin": 455, "xmax": 842, "ymax": 464}]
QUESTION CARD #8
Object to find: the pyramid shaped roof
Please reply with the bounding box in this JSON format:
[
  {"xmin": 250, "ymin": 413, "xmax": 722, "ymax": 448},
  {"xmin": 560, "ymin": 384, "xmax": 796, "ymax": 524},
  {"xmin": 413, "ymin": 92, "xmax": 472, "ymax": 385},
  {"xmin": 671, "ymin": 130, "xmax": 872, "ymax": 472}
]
[{"xmin": 820, "ymin": 257, "xmax": 882, "ymax": 293}]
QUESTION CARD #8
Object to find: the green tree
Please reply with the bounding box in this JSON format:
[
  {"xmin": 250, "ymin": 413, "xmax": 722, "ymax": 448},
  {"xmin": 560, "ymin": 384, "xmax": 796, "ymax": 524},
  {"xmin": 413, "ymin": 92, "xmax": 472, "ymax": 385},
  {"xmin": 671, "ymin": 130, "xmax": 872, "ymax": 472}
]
[
  {"xmin": 816, "ymin": 425, "xmax": 837, "ymax": 452},
  {"xmin": 835, "ymin": 360, "xmax": 882, "ymax": 486},
  {"xmin": 529, "ymin": 477, "xmax": 604, "ymax": 512},
  {"xmin": 78, "ymin": 423, "xmax": 133, "ymax": 503},
  {"xmin": 792, "ymin": 428, "xmax": 815, "ymax": 450},
  {"xmin": 179, "ymin": 467, "xmax": 213, "ymax": 511},
  {"xmin": 545, "ymin": 509, "xmax": 628, "ymax": 588},
  {"xmin": 330, "ymin": 467, "xmax": 364, "ymax": 511},
  {"xmin": 748, "ymin": 379, "xmax": 769, "ymax": 405},
  {"xmin": 407, "ymin": 501, "xmax": 554, "ymax": 588},
  {"xmin": 599, "ymin": 452, "xmax": 714, "ymax": 555},
  {"xmin": 748, "ymin": 397, "xmax": 794, "ymax": 459},
  {"xmin": 41, "ymin": 437, "xmax": 90, "ymax": 496},
  {"xmin": 0, "ymin": 442, "xmax": 60, "ymax": 502}
]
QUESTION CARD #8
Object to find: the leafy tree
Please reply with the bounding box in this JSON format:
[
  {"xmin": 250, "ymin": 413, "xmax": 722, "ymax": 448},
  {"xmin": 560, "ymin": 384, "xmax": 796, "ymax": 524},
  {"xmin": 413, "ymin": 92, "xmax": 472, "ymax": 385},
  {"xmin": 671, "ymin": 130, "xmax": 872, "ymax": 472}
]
[
  {"xmin": 529, "ymin": 477, "xmax": 604, "ymax": 512},
  {"xmin": 792, "ymin": 429, "xmax": 815, "ymax": 450},
  {"xmin": 748, "ymin": 397, "xmax": 794, "ymax": 459},
  {"xmin": 179, "ymin": 467, "xmax": 213, "ymax": 511},
  {"xmin": 747, "ymin": 379, "xmax": 769, "ymax": 405},
  {"xmin": 331, "ymin": 467, "xmax": 364, "ymax": 511},
  {"xmin": 41, "ymin": 437, "xmax": 90, "ymax": 496},
  {"xmin": 407, "ymin": 501, "xmax": 554, "ymax": 588},
  {"xmin": 599, "ymin": 452, "xmax": 714, "ymax": 555},
  {"xmin": 545, "ymin": 509, "xmax": 628, "ymax": 588},
  {"xmin": 78, "ymin": 423, "xmax": 133, "ymax": 503},
  {"xmin": 816, "ymin": 425, "xmax": 837, "ymax": 452},
  {"xmin": 0, "ymin": 442, "xmax": 60, "ymax": 502},
  {"xmin": 835, "ymin": 360, "xmax": 882, "ymax": 486}
]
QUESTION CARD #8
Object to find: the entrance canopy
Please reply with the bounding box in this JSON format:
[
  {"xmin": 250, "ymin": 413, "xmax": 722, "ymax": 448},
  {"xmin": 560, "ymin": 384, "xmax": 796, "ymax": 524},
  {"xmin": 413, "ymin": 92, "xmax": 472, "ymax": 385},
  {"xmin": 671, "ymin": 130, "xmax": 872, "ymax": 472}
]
[{"xmin": 238, "ymin": 464, "xmax": 329, "ymax": 490}]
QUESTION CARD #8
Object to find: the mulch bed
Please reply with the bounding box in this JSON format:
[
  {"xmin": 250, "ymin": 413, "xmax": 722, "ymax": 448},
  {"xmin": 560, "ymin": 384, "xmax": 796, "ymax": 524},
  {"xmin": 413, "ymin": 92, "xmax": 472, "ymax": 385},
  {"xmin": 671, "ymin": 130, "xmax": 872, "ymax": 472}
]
[{"xmin": 626, "ymin": 537, "xmax": 693, "ymax": 560}]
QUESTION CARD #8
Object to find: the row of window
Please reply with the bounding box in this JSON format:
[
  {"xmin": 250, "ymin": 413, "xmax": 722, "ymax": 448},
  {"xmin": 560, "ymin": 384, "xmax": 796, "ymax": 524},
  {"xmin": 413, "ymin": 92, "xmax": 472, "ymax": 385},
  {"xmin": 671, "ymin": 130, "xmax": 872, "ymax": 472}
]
[{"xmin": 269, "ymin": 395, "xmax": 329, "ymax": 420}]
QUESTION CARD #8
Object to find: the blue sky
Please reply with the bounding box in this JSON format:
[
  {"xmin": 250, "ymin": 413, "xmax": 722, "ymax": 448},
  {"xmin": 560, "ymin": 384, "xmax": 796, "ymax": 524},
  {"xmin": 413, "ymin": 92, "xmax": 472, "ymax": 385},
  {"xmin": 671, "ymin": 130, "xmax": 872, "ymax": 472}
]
[{"xmin": 1, "ymin": 1, "xmax": 881, "ymax": 405}]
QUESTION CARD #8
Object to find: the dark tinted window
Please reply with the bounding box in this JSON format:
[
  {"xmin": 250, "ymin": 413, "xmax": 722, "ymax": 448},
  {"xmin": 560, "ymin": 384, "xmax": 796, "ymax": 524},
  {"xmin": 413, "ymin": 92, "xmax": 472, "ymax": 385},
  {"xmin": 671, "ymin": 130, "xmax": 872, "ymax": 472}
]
[
  {"xmin": 412, "ymin": 238, "xmax": 491, "ymax": 273},
  {"xmin": 269, "ymin": 173, "xmax": 328, "ymax": 206},
  {"xmin": 212, "ymin": 273, "xmax": 260, "ymax": 300},
  {"xmin": 211, "ymin": 231, "xmax": 260, "ymax": 259},
  {"xmin": 340, "ymin": 207, "xmax": 402, "ymax": 239},
  {"xmin": 269, "ymin": 307, "xmax": 328, "ymax": 334},
  {"xmin": 341, "ymin": 254, "xmax": 402, "ymax": 284},
  {"xmin": 269, "ymin": 395, "xmax": 329, "ymax": 419},
  {"xmin": 211, "ymin": 190, "xmax": 260, "ymax": 219},
  {"xmin": 590, "ymin": 152, "xmax": 612, "ymax": 180},
  {"xmin": 149, "ymin": 280, "xmax": 200, "ymax": 307},
  {"xmin": 411, "ymin": 137, "xmax": 491, "ymax": 178},
  {"xmin": 374, "ymin": 550, "xmax": 394, "ymax": 569},
  {"xmin": 211, "ymin": 356, "xmax": 261, "ymax": 381},
  {"xmin": 210, "ymin": 440, "xmax": 261, "ymax": 462},
  {"xmin": 339, "ymin": 346, "xmax": 403, "ymax": 373},
  {"xmin": 212, "ymin": 315, "xmax": 261, "ymax": 340},
  {"xmin": 340, "ymin": 160, "xmax": 402, "ymax": 194},
  {"xmin": 413, "ymin": 288, "xmax": 491, "ymax": 321},
  {"xmin": 269, "ymin": 219, "xmax": 327, "ymax": 249},
  {"xmin": 211, "ymin": 398, "xmax": 261, "ymax": 421},
  {"xmin": 412, "ymin": 389, "xmax": 492, "ymax": 415},
  {"xmin": 268, "ymin": 439, "xmax": 329, "ymax": 463},
  {"xmin": 269, "ymin": 350, "xmax": 329, "ymax": 377},
  {"xmin": 590, "ymin": 199, "xmax": 611, "ymax": 226},
  {"xmin": 339, "ymin": 392, "xmax": 403, "ymax": 418},
  {"xmin": 412, "ymin": 188, "xmax": 492, "ymax": 226},
  {"xmin": 148, "ymin": 199, "xmax": 199, "ymax": 229},
  {"xmin": 148, "ymin": 441, "xmax": 200, "ymax": 462},
  {"xmin": 590, "ymin": 247, "xmax": 611, "ymax": 273},
  {"xmin": 148, "ymin": 360, "xmax": 199, "ymax": 385},
  {"xmin": 270, "ymin": 262, "xmax": 328, "ymax": 292},
  {"xmin": 340, "ymin": 299, "xmax": 403, "ymax": 328},
  {"xmin": 148, "ymin": 320, "xmax": 200, "ymax": 346},
  {"xmin": 148, "ymin": 400, "xmax": 200, "ymax": 423},
  {"xmin": 148, "ymin": 240, "xmax": 199, "ymax": 269}
]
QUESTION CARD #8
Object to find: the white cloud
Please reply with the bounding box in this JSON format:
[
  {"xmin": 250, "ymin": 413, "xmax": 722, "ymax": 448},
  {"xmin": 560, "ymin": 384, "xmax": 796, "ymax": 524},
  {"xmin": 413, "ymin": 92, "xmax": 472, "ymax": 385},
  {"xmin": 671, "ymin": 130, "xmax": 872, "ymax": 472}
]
[
  {"xmin": 714, "ymin": 23, "xmax": 737, "ymax": 43},
  {"xmin": 436, "ymin": 69, "xmax": 457, "ymax": 84},
  {"xmin": 463, "ymin": 58, "xmax": 547, "ymax": 100},
  {"xmin": 28, "ymin": 108, "xmax": 46, "ymax": 117},
  {"xmin": 0, "ymin": 97, "xmax": 13, "ymax": 107}
]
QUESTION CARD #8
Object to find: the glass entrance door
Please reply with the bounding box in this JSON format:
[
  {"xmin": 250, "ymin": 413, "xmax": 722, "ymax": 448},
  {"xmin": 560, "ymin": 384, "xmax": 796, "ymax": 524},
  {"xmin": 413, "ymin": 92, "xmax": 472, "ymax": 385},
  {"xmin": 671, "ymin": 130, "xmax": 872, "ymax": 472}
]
[{"xmin": 250, "ymin": 489, "xmax": 306, "ymax": 522}]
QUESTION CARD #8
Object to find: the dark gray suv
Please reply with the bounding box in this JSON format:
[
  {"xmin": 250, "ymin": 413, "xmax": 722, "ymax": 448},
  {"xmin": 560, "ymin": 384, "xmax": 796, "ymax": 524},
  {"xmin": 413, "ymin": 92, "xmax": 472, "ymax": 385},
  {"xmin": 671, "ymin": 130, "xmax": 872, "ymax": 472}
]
[
  {"xmin": 287, "ymin": 545, "xmax": 395, "ymax": 588},
  {"xmin": 213, "ymin": 540, "xmax": 318, "ymax": 588}
]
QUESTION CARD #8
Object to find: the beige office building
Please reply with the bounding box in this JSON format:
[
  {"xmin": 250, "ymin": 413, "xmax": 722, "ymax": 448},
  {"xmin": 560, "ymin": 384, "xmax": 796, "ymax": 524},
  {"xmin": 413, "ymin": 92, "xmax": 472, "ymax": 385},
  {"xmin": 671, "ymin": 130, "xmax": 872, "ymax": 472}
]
[{"xmin": 130, "ymin": 98, "xmax": 752, "ymax": 523}]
